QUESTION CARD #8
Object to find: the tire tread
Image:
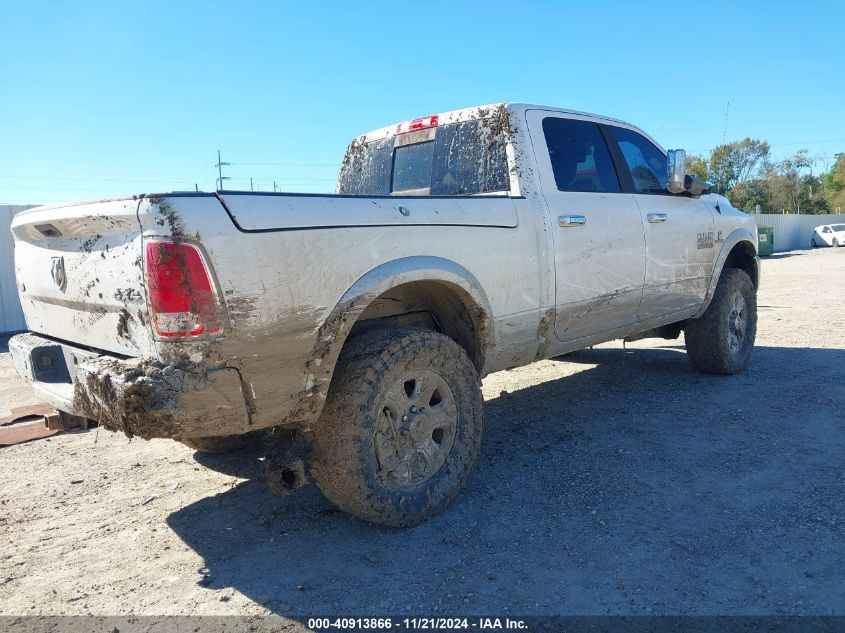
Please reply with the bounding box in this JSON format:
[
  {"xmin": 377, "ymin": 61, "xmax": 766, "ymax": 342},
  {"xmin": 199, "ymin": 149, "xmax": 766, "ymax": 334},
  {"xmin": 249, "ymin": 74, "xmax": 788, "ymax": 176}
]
[
  {"xmin": 309, "ymin": 327, "xmax": 482, "ymax": 527},
  {"xmin": 685, "ymin": 268, "xmax": 757, "ymax": 375}
]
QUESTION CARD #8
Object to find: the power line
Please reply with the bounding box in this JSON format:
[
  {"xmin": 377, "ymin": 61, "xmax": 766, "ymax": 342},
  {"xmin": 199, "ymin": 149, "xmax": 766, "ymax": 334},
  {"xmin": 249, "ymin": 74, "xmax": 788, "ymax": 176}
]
[
  {"xmin": 215, "ymin": 149, "xmax": 231, "ymax": 190},
  {"xmin": 768, "ymin": 139, "xmax": 845, "ymax": 147},
  {"xmin": 0, "ymin": 185, "xmax": 210, "ymax": 193},
  {"xmin": 0, "ymin": 183, "xmax": 332, "ymax": 191},
  {"xmin": 0, "ymin": 186, "xmax": 124, "ymax": 192},
  {"xmin": 0, "ymin": 174, "xmax": 336, "ymax": 184},
  {"xmin": 228, "ymin": 161, "xmax": 337, "ymax": 167},
  {"xmin": 214, "ymin": 175, "xmax": 334, "ymax": 181},
  {"xmin": 0, "ymin": 175, "xmax": 202, "ymax": 185},
  {"xmin": 686, "ymin": 138, "xmax": 845, "ymax": 156}
]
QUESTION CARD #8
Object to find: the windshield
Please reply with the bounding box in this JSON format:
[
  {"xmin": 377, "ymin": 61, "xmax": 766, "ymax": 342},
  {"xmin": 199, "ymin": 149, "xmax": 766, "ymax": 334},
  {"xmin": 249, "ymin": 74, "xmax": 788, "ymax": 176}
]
[
  {"xmin": 831, "ymin": 224, "xmax": 845, "ymax": 232},
  {"xmin": 338, "ymin": 118, "xmax": 510, "ymax": 196}
]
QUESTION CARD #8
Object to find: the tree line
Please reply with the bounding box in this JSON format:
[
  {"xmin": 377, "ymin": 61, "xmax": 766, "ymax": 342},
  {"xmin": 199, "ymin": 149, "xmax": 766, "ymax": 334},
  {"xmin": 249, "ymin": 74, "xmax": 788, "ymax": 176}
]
[{"xmin": 686, "ymin": 140, "xmax": 845, "ymax": 215}]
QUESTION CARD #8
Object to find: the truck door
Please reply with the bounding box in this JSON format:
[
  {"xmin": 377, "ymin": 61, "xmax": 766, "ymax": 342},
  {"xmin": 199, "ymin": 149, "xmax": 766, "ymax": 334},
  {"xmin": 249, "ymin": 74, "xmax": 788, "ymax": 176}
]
[
  {"xmin": 604, "ymin": 125, "xmax": 716, "ymax": 320},
  {"xmin": 526, "ymin": 110, "xmax": 646, "ymax": 342}
]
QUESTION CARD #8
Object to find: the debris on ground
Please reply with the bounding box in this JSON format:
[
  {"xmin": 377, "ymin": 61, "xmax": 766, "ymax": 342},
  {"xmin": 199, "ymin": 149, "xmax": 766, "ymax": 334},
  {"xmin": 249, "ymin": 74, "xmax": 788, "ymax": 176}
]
[{"xmin": 0, "ymin": 404, "xmax": 59, "ymax": 446}]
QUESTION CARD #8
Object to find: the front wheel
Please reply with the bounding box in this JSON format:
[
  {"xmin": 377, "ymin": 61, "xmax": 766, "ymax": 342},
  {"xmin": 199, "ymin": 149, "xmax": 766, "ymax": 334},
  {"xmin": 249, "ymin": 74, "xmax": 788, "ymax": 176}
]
[
  {"xmin": 310, "ymin": 327, "xmax": 483, "ymax": 527},
  {"xmin": 685, "ymin": 269, "xmax": 757, "ymax": 375}
]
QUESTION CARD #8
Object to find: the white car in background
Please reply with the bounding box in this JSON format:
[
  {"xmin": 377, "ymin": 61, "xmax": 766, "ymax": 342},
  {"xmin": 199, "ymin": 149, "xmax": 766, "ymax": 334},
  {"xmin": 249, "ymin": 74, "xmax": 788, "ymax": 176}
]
[{"xmin": 811, "ymin": 223, "xmax": 845, "ymax": 248}]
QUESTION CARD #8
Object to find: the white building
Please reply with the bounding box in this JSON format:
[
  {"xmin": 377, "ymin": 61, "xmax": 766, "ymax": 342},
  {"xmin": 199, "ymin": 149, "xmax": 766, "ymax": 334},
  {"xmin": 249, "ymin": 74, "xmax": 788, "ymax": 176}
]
[{"xmin": 1, "ymin": 205, "xmax": 36, "ymax": 333}]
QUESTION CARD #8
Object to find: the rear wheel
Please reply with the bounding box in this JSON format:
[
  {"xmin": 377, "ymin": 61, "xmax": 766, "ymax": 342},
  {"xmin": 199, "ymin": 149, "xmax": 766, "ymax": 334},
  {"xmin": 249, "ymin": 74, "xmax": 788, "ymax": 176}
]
[
  {"xmin": 811, "ymin": 238, "xmax": 817, "ymax": 248},
  {"xmin": 310, "ymin": 327, "xmax": 483, "ymax": 527},
  {"xmin": 834, "ymin": 238, "xmax": 840, "ymax": 247},
  {"xmin": 685, "ymin": 269, "xmax": 757, "ymax": 375}
]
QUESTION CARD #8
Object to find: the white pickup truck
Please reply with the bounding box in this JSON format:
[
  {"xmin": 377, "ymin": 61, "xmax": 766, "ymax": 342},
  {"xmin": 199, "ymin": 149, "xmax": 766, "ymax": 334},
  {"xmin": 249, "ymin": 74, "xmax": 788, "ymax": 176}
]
[{"xmin": 9, "ymin": 103, "xmax": 759, "ymax": 526}]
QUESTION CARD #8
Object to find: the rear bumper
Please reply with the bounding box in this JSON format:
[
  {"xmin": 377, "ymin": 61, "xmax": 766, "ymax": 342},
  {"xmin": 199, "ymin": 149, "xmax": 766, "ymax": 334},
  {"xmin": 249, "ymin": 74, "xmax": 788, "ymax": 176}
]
[{"xmin": 9, "ymin": 332, "xmax": 251, "ymax": 440}]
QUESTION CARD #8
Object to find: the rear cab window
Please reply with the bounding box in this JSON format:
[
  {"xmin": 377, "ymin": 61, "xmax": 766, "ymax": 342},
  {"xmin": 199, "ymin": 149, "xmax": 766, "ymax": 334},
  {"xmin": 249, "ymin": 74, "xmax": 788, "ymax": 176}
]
[{"xmin": 338, "ymin": 115, "xmax": 510, "ymax": 196}]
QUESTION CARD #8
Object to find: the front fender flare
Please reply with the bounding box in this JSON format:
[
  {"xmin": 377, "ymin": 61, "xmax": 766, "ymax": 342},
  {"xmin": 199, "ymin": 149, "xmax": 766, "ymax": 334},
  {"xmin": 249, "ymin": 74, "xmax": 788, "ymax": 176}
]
[{"xmin": 694, "ymin": 228, "xmax": 759, "ymax": 318}]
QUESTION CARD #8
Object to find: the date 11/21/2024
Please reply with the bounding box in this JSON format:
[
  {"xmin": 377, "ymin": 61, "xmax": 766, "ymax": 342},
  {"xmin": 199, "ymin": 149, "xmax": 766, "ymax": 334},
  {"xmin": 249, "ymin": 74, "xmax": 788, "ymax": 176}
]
[{"xmin": 307, "ymin": 617, "xmax": 528, "ymax": 630}]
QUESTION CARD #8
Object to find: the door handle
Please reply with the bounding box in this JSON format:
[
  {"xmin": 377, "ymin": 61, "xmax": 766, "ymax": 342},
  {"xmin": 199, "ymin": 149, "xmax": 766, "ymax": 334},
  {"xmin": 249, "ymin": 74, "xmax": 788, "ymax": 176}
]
[
  {"xmin": 648, "ymin": 213, "xmax": 669, "ymax": 223},
  {"xmin": 558, "ymin": 214, "xmax": 587, "ymax": 227}
]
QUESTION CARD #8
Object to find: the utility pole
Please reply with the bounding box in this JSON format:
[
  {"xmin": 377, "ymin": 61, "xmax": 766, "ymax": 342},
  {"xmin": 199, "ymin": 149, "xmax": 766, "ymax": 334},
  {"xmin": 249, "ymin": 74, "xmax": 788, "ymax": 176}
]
[
  {"xmin": 215, "ymin": 150, "xmax": 230, "ymax": 190},
  {"xmin": 721, "ymin": 101, "xmax": 730, "ymax": 144},
  {"xmin": 250, "ymin": 177, "xmax": 254, "ymax": 192}
]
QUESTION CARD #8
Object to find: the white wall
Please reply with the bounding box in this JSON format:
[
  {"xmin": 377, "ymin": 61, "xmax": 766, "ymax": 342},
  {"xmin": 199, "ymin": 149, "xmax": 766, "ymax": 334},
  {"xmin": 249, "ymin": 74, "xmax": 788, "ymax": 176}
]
[
  {"xmin": 753, "ymin": 213, "xmax": 845, "ymax": 253},
  {"xmin": 1, "ymin": 205, "xmax": 36, "ymax": 333}
]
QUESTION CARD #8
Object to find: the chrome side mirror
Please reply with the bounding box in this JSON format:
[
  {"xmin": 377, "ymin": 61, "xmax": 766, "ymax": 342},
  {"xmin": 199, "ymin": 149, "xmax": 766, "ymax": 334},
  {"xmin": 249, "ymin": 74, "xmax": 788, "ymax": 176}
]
[{"xmin": 667, "ymin": 149, "xmax": 686, "ymax": 194}]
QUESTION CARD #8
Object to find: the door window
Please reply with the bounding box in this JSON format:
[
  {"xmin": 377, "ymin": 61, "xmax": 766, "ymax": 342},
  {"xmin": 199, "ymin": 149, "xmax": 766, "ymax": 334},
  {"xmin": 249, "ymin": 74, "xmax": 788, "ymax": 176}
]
[
  {"xmin": 541, "ymin": 118, "xmax": 620, "ymax": 193},
  {"xmin": 610, "ymin": 127, "xmax": 668, "ymax": 194}
]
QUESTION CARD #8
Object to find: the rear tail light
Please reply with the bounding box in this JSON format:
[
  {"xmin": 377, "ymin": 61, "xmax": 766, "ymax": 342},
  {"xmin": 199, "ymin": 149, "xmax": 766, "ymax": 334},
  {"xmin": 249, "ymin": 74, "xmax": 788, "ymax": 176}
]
[
  {"xmin": 396, "ymin": 115, "xmax": 439, "ymax": 135},
  {"xmin": 145, "ymin": 241, "xmax": 222, "ymax": 338}
]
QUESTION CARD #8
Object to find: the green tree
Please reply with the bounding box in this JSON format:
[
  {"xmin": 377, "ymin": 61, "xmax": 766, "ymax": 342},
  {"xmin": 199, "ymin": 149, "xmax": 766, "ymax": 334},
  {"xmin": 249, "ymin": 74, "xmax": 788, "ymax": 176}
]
[
  {"xmin": 729, "ymin": 178, "xmax": 770, "ymax": 213},
  {"xmin": 798, "ymin": 174, "xmax": 830, "ymax": 214},
  {"xmin": 709, "ymin": 138, "xmax": 770, "ymax": 195},
  {"xmin": 687, "ymin": 137, "xmax": 842, "ymax": 214},
  {"xmin": 761, "ymin": 151, "xmax": 829, "ymax": 214},
  {"xmin": 685, "ymin": 154, "xmax": 709, "ymax": 181},
  {"xmin": 823, "ymin": 153, "xmax": 845, "ymax": 212}
]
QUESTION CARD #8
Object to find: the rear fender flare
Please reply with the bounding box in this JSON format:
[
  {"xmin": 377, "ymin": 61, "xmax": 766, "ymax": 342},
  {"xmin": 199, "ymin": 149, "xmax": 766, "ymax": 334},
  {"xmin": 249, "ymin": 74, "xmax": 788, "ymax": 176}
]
[{"xmin": 304, "ymin": 255, "xmax": 495, "ymax": 405}]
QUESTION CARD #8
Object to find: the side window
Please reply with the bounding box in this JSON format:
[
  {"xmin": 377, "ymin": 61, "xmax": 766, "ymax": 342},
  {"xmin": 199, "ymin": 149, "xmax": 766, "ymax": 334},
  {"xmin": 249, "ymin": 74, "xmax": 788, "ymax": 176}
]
[
  {"xmin": 541, "ymin": 118, "xmax": 620, "ymax": 193},
  {"xmin": 823, "ymin": 226, "xmax": 832, "ymax": 233},
  {"xmin": 610, "ymin": 127, "xmax": 668, "ymax": 194}
]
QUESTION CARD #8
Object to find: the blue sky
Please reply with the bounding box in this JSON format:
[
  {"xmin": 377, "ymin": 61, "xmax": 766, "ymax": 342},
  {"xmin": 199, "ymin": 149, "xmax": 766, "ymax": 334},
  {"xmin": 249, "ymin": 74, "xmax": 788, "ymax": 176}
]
[{"xmin": 1, "ymin": 0, "xmax": 842, "ymax": 204}]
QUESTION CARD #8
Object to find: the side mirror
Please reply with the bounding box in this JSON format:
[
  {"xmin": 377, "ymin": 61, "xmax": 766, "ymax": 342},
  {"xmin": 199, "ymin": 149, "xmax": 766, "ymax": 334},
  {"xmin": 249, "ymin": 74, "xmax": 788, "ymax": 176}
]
[
  {"xmin": 683, "ymin": 175, "xmax": 710, "ymax": 197},
  {"xmin": 667, "ymin": 149, "xmax": 712, "ymax": 196},
  {"xmin": 667, "ymin": 149, "xmax": 686, "ymax": 194}
]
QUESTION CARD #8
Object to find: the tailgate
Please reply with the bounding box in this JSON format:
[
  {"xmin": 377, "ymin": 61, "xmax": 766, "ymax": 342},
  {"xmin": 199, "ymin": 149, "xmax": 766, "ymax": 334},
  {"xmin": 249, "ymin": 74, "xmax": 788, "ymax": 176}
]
[{"xmin": 11, "ymin": 197, "xmax": 155, "ymax": 357}]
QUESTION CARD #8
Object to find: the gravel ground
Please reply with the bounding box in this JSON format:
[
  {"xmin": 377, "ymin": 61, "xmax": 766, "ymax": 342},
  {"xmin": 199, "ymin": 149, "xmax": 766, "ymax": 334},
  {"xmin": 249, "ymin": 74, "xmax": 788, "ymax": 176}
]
[{"xmin": 1, "ymin": 248, "xmax": 843, "ymax": 618}]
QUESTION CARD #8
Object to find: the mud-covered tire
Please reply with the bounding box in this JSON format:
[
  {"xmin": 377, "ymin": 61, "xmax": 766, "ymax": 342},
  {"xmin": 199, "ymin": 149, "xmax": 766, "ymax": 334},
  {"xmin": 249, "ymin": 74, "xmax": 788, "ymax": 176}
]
[
  {"xmin": 685, "ymin": 268, "xmax": 757, "ymax": 375},
  {"xmin": 309, "ymin": 327, "xmax": 483, "ymax": 527},
  {"xmin": 180, "ymin": 430, "xmax": 266, "ymax": 454}
]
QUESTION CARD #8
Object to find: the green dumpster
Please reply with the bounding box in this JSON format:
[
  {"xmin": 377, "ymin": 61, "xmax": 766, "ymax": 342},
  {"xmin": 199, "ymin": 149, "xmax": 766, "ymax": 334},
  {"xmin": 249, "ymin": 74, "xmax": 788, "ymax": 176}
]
[{"xmin": 757, "ymin": 226, "xmax": 774, "ymax": 256}]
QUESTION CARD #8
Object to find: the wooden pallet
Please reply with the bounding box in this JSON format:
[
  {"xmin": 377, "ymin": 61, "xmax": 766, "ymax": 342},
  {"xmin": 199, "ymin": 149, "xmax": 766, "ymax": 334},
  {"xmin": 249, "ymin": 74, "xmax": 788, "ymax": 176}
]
[{"xmin": 0, "ymin": 404, "xmax": 60, "ymax": 446}]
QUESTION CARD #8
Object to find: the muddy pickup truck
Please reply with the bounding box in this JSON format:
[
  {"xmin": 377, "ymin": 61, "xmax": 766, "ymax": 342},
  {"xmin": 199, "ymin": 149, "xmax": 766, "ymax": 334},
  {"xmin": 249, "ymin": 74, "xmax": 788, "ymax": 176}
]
[{"xmin": 9, "ymin": 103, "xmax": 760, "ymax": 526}]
